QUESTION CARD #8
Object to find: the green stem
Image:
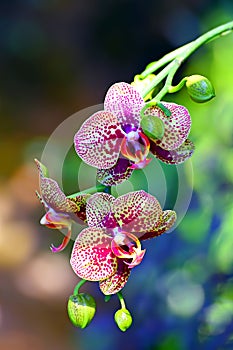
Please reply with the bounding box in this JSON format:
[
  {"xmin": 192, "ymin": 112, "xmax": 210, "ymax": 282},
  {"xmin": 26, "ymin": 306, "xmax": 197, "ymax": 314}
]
[
  {"xmin": 73, "ymin": 279, "xmax": 87, "ymax": 296},
  {"xmin": 67, "ymin": 184, "xmax": 106, "ymax": 198},
  {"xmin": 117, "ymin": 291, "xmax": 126, "ymax": 309},
  {"xmin": 141, "ymin": 21, "xmax": 233, "ymax": 100},
  {"xmin": 168, "ymin": 77, "xmax": 187, "ymax": 93},
  {"xmin": 139, "ymin": 42, "xmax": 192, "ymax": 79}
]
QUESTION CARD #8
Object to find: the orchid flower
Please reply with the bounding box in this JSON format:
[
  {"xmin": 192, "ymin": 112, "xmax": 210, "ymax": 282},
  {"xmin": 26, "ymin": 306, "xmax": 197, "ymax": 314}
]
[
  {"xmin": 74, "ymin": 82, "xmax": 194, "ymax": 185},
  {"xmin": 35, "ymin": 159, "xmax": 89, "ymax": 252},
  {"xmin": 70, "ymin": 190, "xmax": 176, "ymax": 295}
]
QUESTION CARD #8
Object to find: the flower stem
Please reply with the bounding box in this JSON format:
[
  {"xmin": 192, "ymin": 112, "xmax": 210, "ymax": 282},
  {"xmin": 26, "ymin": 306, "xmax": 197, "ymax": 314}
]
[
  {"xmin": 73, "ymin": 279, "xmax": 86, "ymax": 296},
  {"xmin": 140, "ymin": 21, "xmax": 233, "ymax": 100},
  {"xmin": 117, "ymin": 291, "xmax": 126, "ymax": 309},
  {"xmin": 67, "ymin": 184, "xmax": 106, "ymax": 198}
]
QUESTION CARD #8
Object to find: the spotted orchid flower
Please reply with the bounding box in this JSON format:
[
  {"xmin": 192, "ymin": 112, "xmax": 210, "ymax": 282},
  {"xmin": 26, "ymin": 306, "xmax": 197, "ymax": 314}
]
[
  {"xmin": 70, "ymin": 190, "xmax": 176, "ymax": 295},
  {"xmin": 35, "ymin": 159, "xmax": 89, "ymax": 252},
  {"xmin": 74, "ymin": 82, "xmax": 194, "ymax": 185}
]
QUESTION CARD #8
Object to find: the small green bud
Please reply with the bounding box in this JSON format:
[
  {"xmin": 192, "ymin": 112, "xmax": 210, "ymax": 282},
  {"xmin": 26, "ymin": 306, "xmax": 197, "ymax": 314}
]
[
  {"xmin": 67, "ymin": 293, "xmax": 96, "ymax": 329},
  {"xmin": 185, "ymin": 75, "xmax": 215, "ymax": 103},
  {"xmin": 141, "ymin": 115, "xmax": 165, "ymax": 141},
  {"xmin": 114, "ymin": 308, "xmax": 133, "ymax": 332},
  {"xmin": 131, "ymin": 74, "xmax": 159, "ymax": 100}
]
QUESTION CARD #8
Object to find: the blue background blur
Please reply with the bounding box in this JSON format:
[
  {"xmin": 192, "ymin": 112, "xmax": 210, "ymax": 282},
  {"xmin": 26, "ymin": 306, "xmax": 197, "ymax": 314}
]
[{"xmin": 1, "ymin": 1, "xmax": 233, "ymax": 349}]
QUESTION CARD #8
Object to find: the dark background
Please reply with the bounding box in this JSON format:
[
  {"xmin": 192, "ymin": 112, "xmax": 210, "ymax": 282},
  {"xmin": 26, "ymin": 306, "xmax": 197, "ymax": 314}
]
[{"xmin": 1, "ymin": 1, "xmax": 233, "ymax": 349}]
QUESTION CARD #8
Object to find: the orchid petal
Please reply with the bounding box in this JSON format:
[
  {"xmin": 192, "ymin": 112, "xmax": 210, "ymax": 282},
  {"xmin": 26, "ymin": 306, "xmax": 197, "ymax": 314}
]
[
  {"xmin": 144, "ymin": 102, "xmax": 191, "ymax": 150},
  {"xmin": 140, "ymin": 210, "xmax": 177, "ymax": 241},
  {"xmin": 86, "ymin": 193, "xmax": 117, "ymax": 228},
  {"xmin": 99, "ymin": 259, "xmax": 131, "ymax": 295},
  {"xmin": 112, "ymin": 190, "xmax": 163, "ymax": 232},
  {"xmin": 74, "ymin": 111, "xmax": 124, "ymax": 169},
  {"xmin": 97, "ymin": 158, "xmax": 133, "ymax": 186},
  {"xmin": 150, "ymin": 139, "xmax": 195, "ymax": 164},
  {"xmin": 104, "ymin": 82, "xmax": 145, "ymax": 127},
  {"xmin": 50, "ymin": 227, "xmax": 72, "ymax": 253},
  {"xmin": 35, "ymin": 159, "xmax": 78, "ymax": 213},
  {"xmin": 70, "ymin": 227, "xmax": 117, "ymax": 281}
]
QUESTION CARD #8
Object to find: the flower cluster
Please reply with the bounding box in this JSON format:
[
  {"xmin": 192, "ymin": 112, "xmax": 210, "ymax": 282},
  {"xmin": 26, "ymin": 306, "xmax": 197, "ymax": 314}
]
[
  {"xmin": 34, "ymin": 20, "xmax": 233, "ymax": 330},
  {"xmin": 35, "ymin": 80, "xmax": 193, "ymax": 330}
]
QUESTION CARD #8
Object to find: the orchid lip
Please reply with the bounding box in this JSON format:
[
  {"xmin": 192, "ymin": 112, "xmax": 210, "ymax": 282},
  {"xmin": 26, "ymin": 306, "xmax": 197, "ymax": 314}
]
[
  {"xmin": 50, "ymin": 228, "xmax": 72, "ymax": 253},
  {"xmin": 111, "ymin": 230, "xmax": 146, "ymax": 268},
  {"xmin": 40, "ymin": 208, "xmax": 71, "ymax": 229},
  {"xmin": 120, "ymin": 130, "xmax": 151, "ymax": 169}
]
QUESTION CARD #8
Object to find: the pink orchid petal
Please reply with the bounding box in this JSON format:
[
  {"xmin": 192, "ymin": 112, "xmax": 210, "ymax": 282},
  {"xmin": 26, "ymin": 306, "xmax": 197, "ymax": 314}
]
[
  {"xmin": 99, "ymin": 259, "xmax": 131, "ymax": 295},
  {"xmin": 86, "ymin": 192, "xmax": 116, "ymax": 228},
  {"xmin": 97, "ymin": 158, "xmax": 133, "ymax": 186},
  {"xmin": 74, "ymin": 111, "xmax": 124, "ymax": 169},
  {"xmin": 50, "ymin": 227, "xmax": 72, "ymax": 253},
  {"xmin": 140, "ymin": 210, "xmax": 177, "ymax": 241},
  {"xmin": 144, "ymin": 102, "xmax": 191, "ymax": 150},
  {"xmin": 70, "ymin": 227, "xmax": 118, "ymax": 281},
  {"xmin": 35, "ymin": 159, "xmax": 77, "ymax": 213},
  {"xmin": 104, "ymin": 82, "xmax": 145, "ymax": 127},
  {"xmin": 150, "ymin": 139, "xmax": 195, "ymax": 164},
  {"xmin": 112, "ymin": 190, "xmax": 163, "ymax": 232}
]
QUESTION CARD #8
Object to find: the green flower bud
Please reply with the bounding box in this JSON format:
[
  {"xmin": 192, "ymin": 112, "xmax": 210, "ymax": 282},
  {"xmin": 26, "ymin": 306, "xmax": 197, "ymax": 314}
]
[
  {"xmin": 185, "ymin": 75, "xmax": 215, "ymax": 103},
  {"xmin": 131, "ymin": 74, "xmax": 159, "ymax": 100},
  {"xmin": 114, "ymin": 308, "xmax": 133, "ymax": 332},
  {"xmin": 141, "ymin": 115, "xmax": 165, "ymax": 141},
  {"xmin": 67, "ymin": 293, "xmax": 96, "ymax": 329}
]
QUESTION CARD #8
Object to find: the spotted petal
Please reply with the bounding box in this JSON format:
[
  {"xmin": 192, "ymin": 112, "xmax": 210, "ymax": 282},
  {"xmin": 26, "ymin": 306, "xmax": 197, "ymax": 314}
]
[
  {"xmin": 99, "ymin": 259, "xmax": 131, "ymax": 295},
  {"xmin": 140, "ymin": 210, "xmax": 177, "ymax": 241},
  {"xmin": 112, "ymin": 190, "xmax": 163, "ymax": 232},
  {"xmin": 70, "ymin": 227, "xmax": 118, "ymax": 281},
  {"xmin": 144, "ymin": 102, "xmax": 191, "ymax": 150},
  {"xmin": 35, "ymin": 159, "xmax": 78, "ymax": 213},
  {"xmin": 74, "ymin": 111, "xmax": 124, "ymax": 169},
  {"xmin": 86, "ymin": 193, "xmax": 117, "ymax": 228},
  {"xmin": 97, "ymin": 158, "xmax": 133, "ymax": 186},
  {"xmin": 104, "ymin": 82, "xmax": 145, "ymax": 127},
  {"xmin": 150, "ymin": 139, "xmax": 195, "ymax": 164}
]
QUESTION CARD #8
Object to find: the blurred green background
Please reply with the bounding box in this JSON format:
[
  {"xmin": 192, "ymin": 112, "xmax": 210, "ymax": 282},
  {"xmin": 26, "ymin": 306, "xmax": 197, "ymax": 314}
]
[{"xmin": 0, "ymin": 1, "xmax": 233, "ymax": 350}]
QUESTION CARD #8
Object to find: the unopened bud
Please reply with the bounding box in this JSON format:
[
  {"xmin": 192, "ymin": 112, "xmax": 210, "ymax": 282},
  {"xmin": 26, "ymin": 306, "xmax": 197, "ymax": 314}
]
[
  {"xmin": 186, "ymin": 75, "xmax": 215, "ymax": 103},
  {"xmin": 114, "ymin": 308, "xmax": 133, "ymax": 332},
  {"xmin": 67, "ymin": 293, "xmax": 96, "ymax": 329},
  {"xmin": 131, "ymin": 74, "xmax": 159, "ymax": 100},
  {"xmin": 141, "ymin": 115, "xmax": 165, "ymax": 141}
]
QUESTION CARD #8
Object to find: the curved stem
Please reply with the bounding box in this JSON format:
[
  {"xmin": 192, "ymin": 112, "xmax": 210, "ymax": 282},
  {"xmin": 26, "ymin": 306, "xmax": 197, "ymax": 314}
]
[
  {"xmin": 141, "ymin": 21, "xmax": 233, "ymax": 100},
  {"xmin": 67, "ymin": 184, "xmax": 106, "ymax": 198},
  {"xmin": 73, "ymin": 279, "xmax": 87, "ymax": 296},
  {"xmin": 168, "ymin": 77, "xmax": 187, "ymax": 93},
  {"xmin": 117, "ymin": 291, "xmax": 126, "ymax": 309}
]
